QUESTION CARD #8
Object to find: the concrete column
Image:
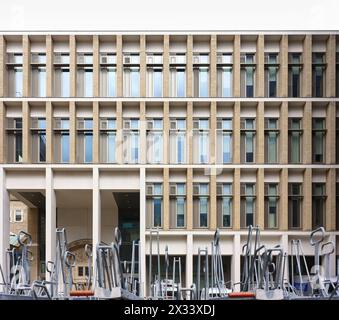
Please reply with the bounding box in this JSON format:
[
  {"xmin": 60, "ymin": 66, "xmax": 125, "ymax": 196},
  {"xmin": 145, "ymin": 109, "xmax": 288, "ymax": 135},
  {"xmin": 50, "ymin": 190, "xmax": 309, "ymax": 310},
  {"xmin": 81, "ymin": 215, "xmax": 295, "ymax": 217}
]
[
  {"xmin": 69, "ymin": 35, "xmax": 76, "ymax": 97},
  {"xmin": 0, "ymin": 36, "xmax": 6, "ymax": 97},
  {"xmin": 186, "ymin": 233, "xmax": 193, "ymax": 289},
  {"xmin": 163, "ymin": 35, "xmax": 170, "ymax": 97},
  {"xmin": 256, "ymin": 168, "xmax": 265, "ymax": 229},
  {"xmin": 303, "ymin": 102, "xmax": 312, "ymax": 164},
  {"xmin": 326, "ymin": 102, "xmax": 336, "ymax": 164},
  {"xmin": 302, "ymin": 35, "xmax": 312, "ymax": 97},
  {"xmin": 187, "ymin": 101, "xmax": 193, "ymax": 164},
  {"xmin": 233, "ymin": 102, "xmax": 241, "ymax": 163},
  {"xmin": 279, "ymin": 102, "xmax": 288, "ymax": 164},
  {"xmin": 232, "ymin": 234, "xmax": 241, "ymax": 285},
  {"xmin": 93, "ymin": 35, "xmax": 100, "ymax": 97},
  {"xmin": 187, "ymin": 168, "xmax": 193, "ymax": 230},
  {"xmin": 0, "ymin": 168, "xmax": 10, "ymax": 284},
  {"xmin": 233, "ymin": 35, "xmax": 241, "ymax": 97},
  {"xmin": 46, "ymin": 35, "xmax": 53, "ymax": 97},
  {"xmin": 92, "ymin": 167, "xmax": 101, "ymax": 267},
  {"xmin": 210, "ymin": 101, "xmax": 216, "ymax": 164},
  {"xmin": 256, "ymin": 34, "xmax": 265, "ymax": 97},
  {"xmin": 256, "ymin": 102, "xmax": 265, "ymax": 163},
  {"xmin": 22, "ymin": 101, "xmax": 31, "ymax": 163},
  {"xmin": 163, "ymin": 168, "xmax": 170, "ymax": 230},
  {"xmin": 23, "ymin": 35, "xmax": 31, "ymax": 97},
  {"xmin": 116, "ymin": 101, "xmax": 123, "ymax": 164},
  {"xmin": 139, "ymin": 167, "xmax": 146, "ymax": 297},
  {"xmin": 279, "ymin": 168, "xmax": 288, "ymax": 231},
  {"xmin": 326, "ymin": 169, "xmax": 336, "ymax": 231},
  {"xmin": 116, "ymin": 35, "xmax": 123, "ymax": 97},
  {"xmin": 140, "ymin": 101, "xmax": 146, "ymax": 164},
  {"xmin": 233, "ymin": 168, "xmax": 241, "ymax": 230},
  {"xmin": 279, "ymin": 35, "xmax": 288, "ymax": 97},
  {"xmin": 140, "ymin": 35, "xmax": 146, "ymax": 97},
  {"xmin": 326, "ymin": 35, "xmax": 336, "ymax": 98},
  {"xmin": 186, "ymin": 35, "xmax": 193, "ymax": 98},
  {"xmin": 45, "ymin": 167, "xmax": 56, "ymax": 280},
  {"xmin": 210, "ymin": 35, "xmax": 217, "ymax": 97},
  {"xmin": 46, "ymin": 101, "xmax": 53, "ymax": 163},
  {"xmin": 163, "ymin": 102, "xmax": 169, "ymax": 164},
  {"xmin": 303, "ymin": 168, "xmax": 312, "ymax": 231},
  {"xmin": 69, "ymin": 101, "xmax": 76, "ymax": 163},
  {"xmin": 93, "ymin": 101, "xmax": 100, "ymax": 163},
  {"xmin": 0, "ymin": 102, "xmax": 6, "ymax": 163}
]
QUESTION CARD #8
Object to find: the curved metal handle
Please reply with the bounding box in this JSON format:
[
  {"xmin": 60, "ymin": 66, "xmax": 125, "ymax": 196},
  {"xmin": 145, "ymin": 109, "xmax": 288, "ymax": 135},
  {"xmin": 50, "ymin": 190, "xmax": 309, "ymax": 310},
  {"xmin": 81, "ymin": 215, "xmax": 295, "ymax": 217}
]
[
  {"xmin": 310, "ymin": 227, "xmax": 325, "ymax": 246},
  {"xmin": 321, "ymin": 241, "xmax": 334, "ymax": 255},
  {"xmin": 85, "ymin": 244, "xmax": 92, "ymax": 258},
  {"xmin": 114, "ymin": 227, "xmax": 122, "ymax": 247},
  {"xmin": 64, "ymin": 251, "xmax": 76, "ymax": 267},
  {"xmin": 17, "ymin": 230, "xmax": 32, "ymax": 246},
  {"xmin": 46, "ymin": 261, "xmax": 54, "ymax": 273}
]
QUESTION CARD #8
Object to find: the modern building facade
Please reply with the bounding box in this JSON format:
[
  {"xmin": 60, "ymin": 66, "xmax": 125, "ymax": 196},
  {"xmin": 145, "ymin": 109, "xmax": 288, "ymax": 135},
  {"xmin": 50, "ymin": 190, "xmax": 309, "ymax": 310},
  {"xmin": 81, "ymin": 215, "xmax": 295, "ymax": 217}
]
[{"xmin": 0, "ymin": 31, "xmax": 338, "ymax": 296}]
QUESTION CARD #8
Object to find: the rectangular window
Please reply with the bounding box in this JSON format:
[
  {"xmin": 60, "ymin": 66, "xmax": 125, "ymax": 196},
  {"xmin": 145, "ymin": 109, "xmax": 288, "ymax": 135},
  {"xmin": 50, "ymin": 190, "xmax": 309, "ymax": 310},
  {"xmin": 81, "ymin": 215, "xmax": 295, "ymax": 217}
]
[
  {"xmin": 31, "ymin": 67, "xmax": 46, "ymax": 97},
  {"xmin": 312, "ymin": 183, "xmax": 326, "ymax": 229},
  {"xmin": 241, "ymin": 54, "xmax": 255, "ymax": 97},
  {"xmin": 265, "ymin": 183, "xmax": 279, "ymax": 229},
  {"xmin": 7, "ymin": 53, "xmax": 23, "ymax": 97},
  {"xmin": 100, "ymin": 53, "xmax": 116, "ymax": 97},
  {"xmin": 123, "ymin": 67, "xmax": 140, "ymax": 97},
  {"xmin": 217, "ymin": 119, "xmax": 232, "ymax": 163},
  {"xmin": 193, "ymin": 183, "xmax": 209, "ymax": 228},
  {"xmin": 77, "ymin": 119, "xmax": 93, "ymax": 163},
  {"xmin": 170, "ymin": 119, "xmax": 186, "ymax": 164},
  {"xmin": 76, "ymin": 53, "xmax": 93, "ymax": 97},
  {"xmin": 169, "ymin": 183, "xmax": 186, "ymax": 228},
  {"xmin": 337, "ymin": 118, "xmax": 339, "ymax": 164},
  {"xmin": 288, "ymin": 53, "xmax": 302, "ymax": 97},
  {"xmin": 147, "ymin": 119, "xmax": 163, "ymax": 163},
  {"xmin": 264, "ymin": 118, "xmax": 279, "ymax": 163},
  {"xmin": 100, "ymin": 67, "xmax": 116, "ymax": 97},
  {"xmin": 241, "ymin": 119, "xmax": 255, "ymax": 163},
  {"xmin": 147, "ymin": 68, "xmax": 163, "ymax": 97},
  {"xmin": 194, "ymin": 67, "xmax": 209, "ymax": 97},
  {"xmin": 264, "ymin": 53, "xmax": 278, "ymax": 97},
  {"xmin": 100, "ymin": 118, "xmax": 116, "ymax": 163},
  {"xmin": 217, "ymin": 183, "xmax": 232, "ymax": 228},
  {"xmin": 146, "ymin": 183, "xmax": 163, "ymax": 228},
  {"xmin": 312, "ymin": 118, "xmax": 325, "ymax": 163},
  {"xmin": 170, "ymin": 68, "xmax": 186, "ymax": 97},
  {"xmin": 193, "ymin": 119, "xmax": 209, "ymax": 164},
  {"xmin": 14, "ymin": 209, "xmax": 23, "ymax": 222},
  {"xmin": 288, "ymin": 118, "xmax": 302, "ymax": 163},
  {"xmin": 54, "ymin": 118, "xmax": 70, "ymax": 163},
  {"xmin": 31, "ymin": 118, "xmax": 46, "ymax": 162},
  {"xmin": 241, "ymin": 184, "xmax": 255, "ymax": 228},
  {"xmin": 54, "ymin": 68, "xmax": 70, "ymax": 97},
  {"xmin": 6, "ymin": 118, "xmax": 23, "ymax": 163},
  {"xmin": 217, "ymin": 53, "xmax": 233, "ymax": 97},
  {"xmin": 77, "ymin": 68, "xmax": 93, "ymax": 97},
  {"xmin": 288, "ymin": 183, "xmax": 302, "ymax": 229},
  {"xmin": 123, "ymin": 119, "xmax": 139, "ymax": 163},
  {"xmin": 312, "ymin": 53, "xmax": 326, "ymax": 97}
]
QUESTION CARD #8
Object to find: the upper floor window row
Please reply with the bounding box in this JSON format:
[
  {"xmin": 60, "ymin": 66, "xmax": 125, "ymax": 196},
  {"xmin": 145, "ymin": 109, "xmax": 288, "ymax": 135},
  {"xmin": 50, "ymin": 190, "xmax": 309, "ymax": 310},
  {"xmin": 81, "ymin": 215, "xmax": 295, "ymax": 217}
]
[{"xmin": 4, "ymin": 50, "xmax": 331, "ymax": 98}]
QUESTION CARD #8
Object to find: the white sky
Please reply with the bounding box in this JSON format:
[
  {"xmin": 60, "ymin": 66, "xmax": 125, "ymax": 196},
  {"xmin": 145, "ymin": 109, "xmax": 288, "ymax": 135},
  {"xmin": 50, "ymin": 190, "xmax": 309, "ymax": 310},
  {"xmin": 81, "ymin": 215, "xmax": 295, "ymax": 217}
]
[{"xmin": 0, "ymin": 0, "xmax": 338, "ymax": 31}]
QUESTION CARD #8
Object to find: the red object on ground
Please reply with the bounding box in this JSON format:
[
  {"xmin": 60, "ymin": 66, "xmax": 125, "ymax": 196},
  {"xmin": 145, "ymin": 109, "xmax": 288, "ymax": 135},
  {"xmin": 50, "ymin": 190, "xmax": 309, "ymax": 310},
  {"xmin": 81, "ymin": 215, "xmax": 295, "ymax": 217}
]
[
  {"xmin": 228, "ymin": 292, "xmax": 255, "ymax": 298},
  {"xmin": 70, "ymin": 290, "xmax": 95, "ymax": 297}
]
